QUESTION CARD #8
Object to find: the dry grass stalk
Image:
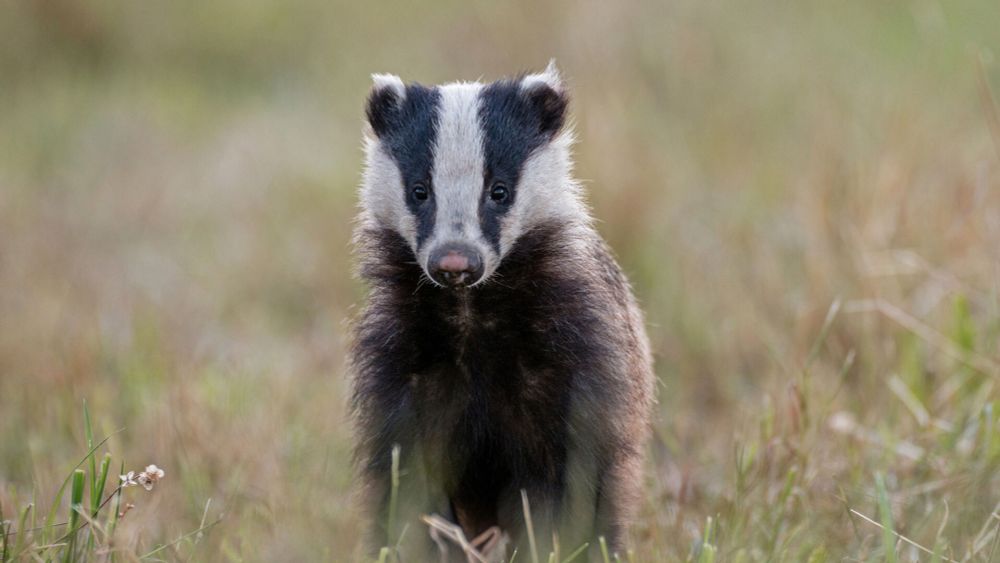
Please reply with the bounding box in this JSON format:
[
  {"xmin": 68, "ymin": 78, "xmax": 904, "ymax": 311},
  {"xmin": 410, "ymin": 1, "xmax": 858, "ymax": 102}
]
[
  {"xmin": 422, "ymin": 514, "xmax": 507, "ymax": 563},
  {"xmin": 848, "ymin": 508, "xmax": 958, "ymax": 563}
]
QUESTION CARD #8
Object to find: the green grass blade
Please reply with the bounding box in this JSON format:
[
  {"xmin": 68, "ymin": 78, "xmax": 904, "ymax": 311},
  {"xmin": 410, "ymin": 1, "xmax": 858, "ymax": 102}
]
[
  {"xmin": 930, "ymin": 543, "xmax": 942, "ymax": 563},
  {"xmin": 83, "ymin": 398, "xmax": 98, "ymax": 556},
  {"xmin": 107, "ymin": 461, "xmax": 126, "ymax": 540},
  {"xmin": 92, "ymin": 454, "xmax": 110, "ymax": 518},
  {"xmin": 84, "ymin": 453, "xmax": 111, "ymax": 557},
  {"xmin": 42, "ymin": 430, "xmax": 122, "ymax": 545},
  {"xmin": 953, "ymin": 295, "xmax": 975, "ymax": 354},
  {"xmin": 561, "ymin": 542, "xmax": 589, "ymax": 563},
  {"xmin": 521, "ymin": 490, "xmax": 540, "ymax": 563},
  {"xmin": 387, "ymin": 444, "xmax": 400, "ymax": 548},
  {"xmin": 805, "ymin": 544, "xmax": 827, "ymax": 563},
  {"xmin": 697, "ymin": 517, "xmax": 717, "ymax": 563},
  {"xmin": 42, "ymin": 479, "xmax": 68, "ymax": 548},
  {"xmin": 599, "ymin": 536, "xmax": 610, "ymax": 563},
  {"xmin": 64, "ymin": 469, "xmax": 85, "ymax": 563},
  {"xmin": 1, "ymin": 502, "xmax": 9, "ymax": 563},
  {"xmin": 805, "ymin": 298, "xmax": 841, "ymax": 368},
  {"xmin": 138, "ymin": 516, "xmax": 223, "ymax": 560},
  {"xmin": 875, "ymin": 473, "xmax": 897, "ymax": 563},
  {"xmin": 84, "ymin": 400, "xmax": 96, "ymax": 498},
  {"xmin": 11, "ymin": 503, "xmax": 33, "ymax": 559}
]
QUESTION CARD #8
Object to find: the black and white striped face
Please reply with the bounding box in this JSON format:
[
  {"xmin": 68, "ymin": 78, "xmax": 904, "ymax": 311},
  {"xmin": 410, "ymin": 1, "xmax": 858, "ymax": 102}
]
[{"xmin": 360, "ymin": 63, "xmax": 584, "ymax": 288}]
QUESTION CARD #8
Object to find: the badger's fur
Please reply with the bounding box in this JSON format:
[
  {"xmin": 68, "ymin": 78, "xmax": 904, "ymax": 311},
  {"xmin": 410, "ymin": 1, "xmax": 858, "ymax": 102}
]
[{"xmin": 350, "ymin": 63, "xmax": 654, "ymax": 561}]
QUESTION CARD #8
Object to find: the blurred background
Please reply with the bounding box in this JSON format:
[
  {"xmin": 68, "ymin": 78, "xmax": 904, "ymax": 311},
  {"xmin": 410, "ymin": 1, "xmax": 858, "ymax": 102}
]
[{"xmin": 1, "ymin": 0, "xmax": 999, "ymax": 560}]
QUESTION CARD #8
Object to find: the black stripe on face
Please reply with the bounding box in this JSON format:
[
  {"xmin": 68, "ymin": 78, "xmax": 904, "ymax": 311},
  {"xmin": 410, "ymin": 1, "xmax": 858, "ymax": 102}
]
[
  {"xmin": 371, "ymin": 84, "xmax": 442, "ymax": 248},
  {"xmin": 478, "ymin": 79, "xmax": 567, "ymax": 254}
]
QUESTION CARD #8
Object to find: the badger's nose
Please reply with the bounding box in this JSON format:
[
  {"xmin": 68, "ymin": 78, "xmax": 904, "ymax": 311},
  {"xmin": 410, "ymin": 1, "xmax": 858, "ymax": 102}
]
[{"xmin": 429, "ymin": 245, "xmax": 483, "ymax": 287}]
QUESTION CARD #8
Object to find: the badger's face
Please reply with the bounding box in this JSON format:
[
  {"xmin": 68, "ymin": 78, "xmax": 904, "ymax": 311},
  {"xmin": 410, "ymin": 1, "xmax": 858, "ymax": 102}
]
[{"xmin": 360, "ymin": 63, "xmax": 582, "ymax": 288}]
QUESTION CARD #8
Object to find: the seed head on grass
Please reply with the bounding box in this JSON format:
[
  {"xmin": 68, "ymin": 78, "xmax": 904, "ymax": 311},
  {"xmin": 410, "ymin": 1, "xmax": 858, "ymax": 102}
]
[{"xmin": 119, "ymin": 503, "xmax": 136, "ymax": 519}]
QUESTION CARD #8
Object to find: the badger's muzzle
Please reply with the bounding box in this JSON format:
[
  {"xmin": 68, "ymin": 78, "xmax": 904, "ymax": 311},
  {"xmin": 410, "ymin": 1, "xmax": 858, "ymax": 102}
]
[{"xmin": 428, "ymin": 244, "xmax": 484, "ymax": 287}]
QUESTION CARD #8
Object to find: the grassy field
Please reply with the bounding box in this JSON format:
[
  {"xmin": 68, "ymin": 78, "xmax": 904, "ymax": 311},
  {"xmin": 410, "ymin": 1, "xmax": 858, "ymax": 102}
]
[{"xmin": 2, "ymin": 0, "xmax": 999, "ymax": 560}]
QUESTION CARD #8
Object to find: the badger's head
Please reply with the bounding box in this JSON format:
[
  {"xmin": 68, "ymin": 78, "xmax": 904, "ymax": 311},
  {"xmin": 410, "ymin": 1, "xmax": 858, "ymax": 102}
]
[{"xmin": 359, "ymin": 62, "xmax": 585, "ymax": 288}]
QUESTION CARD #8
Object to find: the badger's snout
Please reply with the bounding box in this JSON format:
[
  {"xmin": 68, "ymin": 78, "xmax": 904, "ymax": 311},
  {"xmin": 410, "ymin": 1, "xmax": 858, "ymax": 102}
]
[{"xmin": 428, "ymin": 244, "xmax": 484, "ymax": 287}]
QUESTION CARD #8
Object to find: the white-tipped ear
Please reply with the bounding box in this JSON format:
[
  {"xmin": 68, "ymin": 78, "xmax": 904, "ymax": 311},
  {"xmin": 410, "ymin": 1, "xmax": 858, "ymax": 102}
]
[
  {"xmin": 371, "ymin": 73, "xmax": 406, "ymax": 101},
  {"xmin": 367, "ymin": 74, "xmax": 407, "ymax": 137},
  {"xmin": 521, "ymin": 59, "xmax": 563, "ymax": 93}
]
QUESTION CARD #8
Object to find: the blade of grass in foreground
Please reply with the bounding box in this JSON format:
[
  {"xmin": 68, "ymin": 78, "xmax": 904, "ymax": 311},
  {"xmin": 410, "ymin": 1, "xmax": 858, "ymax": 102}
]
[
  {"xmin": 63, "ymin": 469, "xmax": 85, "ymax": 563},
  {"xmin": 84, "ymin": 401, "xmax": 96, "ymax": 505},
  {"xmin": 387, "ymin": 443, "xmax": 400, "ymax": 554},
  {"xmin": 82, "ymin": 400, "xmax": 97, "ymax": 558},
  {"xmin": 697, "ymin": 517, "xmax": 717, "ymax": 563},
  {"xmin": 11, "ymin": 503, "xmax": 34, "ymax": 558},
  {"xmin": 598, "ymin": 536, "xmax": 610, "ymax": 563},
  {"xmin": 521, "ymin": 490, "xmax": 540, "ymax": 563},
  {"xmin": 92, "ymin": 454, "xmax": 110, "ymax": 519},
  {"xmin": 85, "ymin": 453, "xmax": 111, "ymax": 555},
  {"xmin": 1, "ymin": 501, "xmax": 9, "ymax": 563},
  {"xmin": 138, "ymin": 515, "xmax": 223, "ymax": 560},
  {"xmin": 41, "ymin": 430, "xmax": 122, "ymax": 545},
  {"xmin": 561, "ymin": 542, "xmax": 589, "ymax": 563},
  {"xmin": 107, "ymin": 460, "xmax": 126, "ymax": 538},
  {"xmin": 875, "ymin": 473, "xmax": 897, "ymax": 563}
]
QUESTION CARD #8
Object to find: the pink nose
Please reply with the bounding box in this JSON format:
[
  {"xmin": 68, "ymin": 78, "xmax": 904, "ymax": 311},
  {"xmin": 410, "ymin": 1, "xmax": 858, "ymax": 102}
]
[
  {"xmin": 437, "ymin": 252, "xmax": 470, "ymax": 273},
  {"xmin": 429, "ymin": 245, "xmax": 484, "ymax": 286}
]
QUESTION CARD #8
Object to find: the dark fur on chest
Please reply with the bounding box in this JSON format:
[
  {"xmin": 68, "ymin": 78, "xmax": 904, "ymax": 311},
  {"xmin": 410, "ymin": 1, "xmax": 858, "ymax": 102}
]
[{"xmin": 351, "ymin": 221, "xmax": 640, "ymax": 548}]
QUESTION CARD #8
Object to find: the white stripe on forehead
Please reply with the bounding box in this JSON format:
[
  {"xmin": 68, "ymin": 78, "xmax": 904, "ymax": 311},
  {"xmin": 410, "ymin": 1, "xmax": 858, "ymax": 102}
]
[{"xmin": 431, "ymin": 83, "xmax": 486, "ymax": 241}]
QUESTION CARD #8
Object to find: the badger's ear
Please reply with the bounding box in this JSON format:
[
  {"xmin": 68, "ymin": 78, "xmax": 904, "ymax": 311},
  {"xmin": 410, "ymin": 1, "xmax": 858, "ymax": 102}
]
[
  {"xmin": 520, "ymin": 60, "xmax": 568, "ymax": 137},
  {"xmin": 366, "ymin": 73, "xmax": 406, "ymax": 137}
]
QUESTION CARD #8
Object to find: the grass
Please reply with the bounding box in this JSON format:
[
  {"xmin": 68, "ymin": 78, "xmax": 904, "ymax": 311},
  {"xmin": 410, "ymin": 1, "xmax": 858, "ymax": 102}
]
[
  {"xmin": 1, "ymin": 0, "xmax": 1000, "ymax": 560},
  {"xmin": 0, "ymin": 408, "xmax": 209, "ymax": 561}
]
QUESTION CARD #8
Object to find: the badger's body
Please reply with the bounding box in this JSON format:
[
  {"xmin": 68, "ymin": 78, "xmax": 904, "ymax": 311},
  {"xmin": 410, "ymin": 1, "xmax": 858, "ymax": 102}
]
[{"xmin": 351, "ymin": 64, "xmax": 654, "ymax": 561}]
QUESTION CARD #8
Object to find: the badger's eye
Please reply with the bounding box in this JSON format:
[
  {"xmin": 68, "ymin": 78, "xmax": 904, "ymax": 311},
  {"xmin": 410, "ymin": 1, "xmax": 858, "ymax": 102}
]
[
  {"xmin": 490, "ymin": 182, "xmax": 510, "ymax": 203},
  {"xmin": 411, "ymin": 183, "xmax": 429, "ymax": 201}
]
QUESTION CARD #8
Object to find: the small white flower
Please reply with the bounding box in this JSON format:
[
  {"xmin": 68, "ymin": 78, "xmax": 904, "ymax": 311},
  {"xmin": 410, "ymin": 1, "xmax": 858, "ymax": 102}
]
[
  {"xmin": 136, "ymin": 464, "xmax": 165, "ymax": 491},
  {"xmin": 144, "ymin": 465, "xmax": 165, "ymax": 479},
  {"xmin": 121, "ymin": 465, "xmax": 165, "ymax": 491},
  {"xmin": 119, "ymin": 471, "xmax": 138, "ymax": 488}
]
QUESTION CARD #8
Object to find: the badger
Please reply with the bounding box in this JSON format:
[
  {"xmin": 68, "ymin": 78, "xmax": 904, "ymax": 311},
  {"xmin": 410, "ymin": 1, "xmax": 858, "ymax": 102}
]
[{"xmin": 350, "ymin": 62, "xmax": 654, "ymax": 561}]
